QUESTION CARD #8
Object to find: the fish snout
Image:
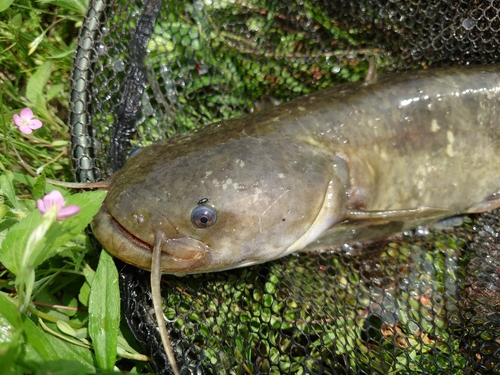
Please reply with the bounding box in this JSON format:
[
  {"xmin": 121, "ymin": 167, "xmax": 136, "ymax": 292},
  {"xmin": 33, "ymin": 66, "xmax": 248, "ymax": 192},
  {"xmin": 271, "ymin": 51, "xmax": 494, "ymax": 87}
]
[{"xmin": 92, "ymin": 205, "xmax": 215, "ymax": 275}]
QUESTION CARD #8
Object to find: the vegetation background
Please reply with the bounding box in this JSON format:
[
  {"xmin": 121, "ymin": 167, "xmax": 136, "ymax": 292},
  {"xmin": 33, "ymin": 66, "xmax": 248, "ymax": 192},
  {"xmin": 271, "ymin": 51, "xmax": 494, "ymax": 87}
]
[
  {"xmin": 0, "ymin": 1, "xmax": 149, "ymax": 373},
  {"xmin": 0, "ymin": 1, "xmax": 474, "ymax": 374}
]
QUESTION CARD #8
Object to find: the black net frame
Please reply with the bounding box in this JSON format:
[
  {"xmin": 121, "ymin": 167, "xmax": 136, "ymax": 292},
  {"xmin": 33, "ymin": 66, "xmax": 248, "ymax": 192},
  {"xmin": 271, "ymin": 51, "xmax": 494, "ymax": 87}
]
[{"xmin": 70, "ymin": 1, "xmax": 500, "ymax": 374}]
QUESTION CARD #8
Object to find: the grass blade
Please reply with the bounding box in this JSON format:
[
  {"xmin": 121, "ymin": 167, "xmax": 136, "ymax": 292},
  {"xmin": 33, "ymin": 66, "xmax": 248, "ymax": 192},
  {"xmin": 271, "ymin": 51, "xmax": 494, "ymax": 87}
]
[{"xmin": 88, "ymin": 250, "xmax": 120, "ymax": 371}]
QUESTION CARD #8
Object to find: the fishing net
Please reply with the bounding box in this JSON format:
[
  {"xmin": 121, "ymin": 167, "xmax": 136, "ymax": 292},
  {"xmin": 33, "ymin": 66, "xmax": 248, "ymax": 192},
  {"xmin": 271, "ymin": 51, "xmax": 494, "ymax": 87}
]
[{"xmin": 70, "ymin": 0, "xmax": 500, "ymax": 373}]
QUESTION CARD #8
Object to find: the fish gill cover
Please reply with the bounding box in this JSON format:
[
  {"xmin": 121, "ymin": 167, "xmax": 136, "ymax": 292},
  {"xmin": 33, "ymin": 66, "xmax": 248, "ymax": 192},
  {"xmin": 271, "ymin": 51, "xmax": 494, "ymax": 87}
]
[{"xmin": 71, "ymin": 0, "xmax": 500, "ymax": 374}]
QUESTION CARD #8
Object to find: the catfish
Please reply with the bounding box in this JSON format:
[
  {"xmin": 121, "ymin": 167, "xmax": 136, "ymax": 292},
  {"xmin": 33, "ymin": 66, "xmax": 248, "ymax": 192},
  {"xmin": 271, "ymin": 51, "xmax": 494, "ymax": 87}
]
[{"xmin": 92, "ymin": 64, "xmax": 500, "ymax": 276}]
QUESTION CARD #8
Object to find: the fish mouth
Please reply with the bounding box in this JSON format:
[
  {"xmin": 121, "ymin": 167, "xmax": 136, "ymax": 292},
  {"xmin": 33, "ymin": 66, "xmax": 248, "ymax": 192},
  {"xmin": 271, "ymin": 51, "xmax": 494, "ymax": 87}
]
[
  {"xmin": 107, "ymin": 209, "xmax": 154, "ymax": 251},
  {"xmin": 92, "ymin": 205, "xmax": 214, "ymax": 275}
]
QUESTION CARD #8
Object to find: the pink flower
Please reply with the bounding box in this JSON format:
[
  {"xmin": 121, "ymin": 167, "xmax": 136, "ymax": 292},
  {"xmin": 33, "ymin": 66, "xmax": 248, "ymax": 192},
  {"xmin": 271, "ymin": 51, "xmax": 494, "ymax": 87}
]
[
  {"xmin": 13, "ymin": 108, "xmax": 43, "ymax": 134},
  {"xmin": 37, "ymin": 191, "xmax": 80, "ymax": 221}
]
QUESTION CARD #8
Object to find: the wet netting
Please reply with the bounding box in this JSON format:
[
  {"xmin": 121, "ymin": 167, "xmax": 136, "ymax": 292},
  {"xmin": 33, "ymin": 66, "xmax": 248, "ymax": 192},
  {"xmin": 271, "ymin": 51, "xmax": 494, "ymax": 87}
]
[{"xmin": 70, "ymin": 1, "xmax": 500, "ymax": 374}]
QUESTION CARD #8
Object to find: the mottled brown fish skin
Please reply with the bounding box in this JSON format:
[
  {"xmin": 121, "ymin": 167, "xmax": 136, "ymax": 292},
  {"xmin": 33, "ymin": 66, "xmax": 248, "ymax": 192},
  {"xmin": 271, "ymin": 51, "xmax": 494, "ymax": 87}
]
[{"xmin": 92, "ymin": 64, "xmax": 500, "ymax": 275}]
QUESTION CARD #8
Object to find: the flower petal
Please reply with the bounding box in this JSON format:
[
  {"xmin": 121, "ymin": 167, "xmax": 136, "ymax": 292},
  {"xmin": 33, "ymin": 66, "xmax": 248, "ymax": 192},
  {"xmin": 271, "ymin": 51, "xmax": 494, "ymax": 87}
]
[
  {"xmin": 20, "ymin": 107, "xmax": 34, "ymax": 120},
  {"xmin": 36, "ymin": 198, "xmax": 48, "ymax": 215},
  {"xmin": 57, "ymin": 205, "xmax": 81, "ymax": 220},
  {"xmin": 37, "ymin": 191, "xmax": 80, "ymax": 220},
  {"xmin": 13, "ymin": 114, "xmax": 22, "ymax": 127},
  {"xmin": 43, "ymin": 191, "xmax": 66, "ymax": 209},
  {"xmin": 18, "ymin": 125, "xmax": 33, "ymax": 135},
  {"xmin": 29, "ymin": 119, "xmax": 43, "ymax": 130}
]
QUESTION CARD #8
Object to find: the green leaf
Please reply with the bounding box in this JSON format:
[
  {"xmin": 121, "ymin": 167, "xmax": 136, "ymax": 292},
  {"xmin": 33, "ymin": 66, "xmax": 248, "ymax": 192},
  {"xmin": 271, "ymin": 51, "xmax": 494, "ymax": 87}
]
[
  {"xmin": 12, "ymin": 173, "xmax": 62, "ymax": 194},
  {"xmin": 0, "ymin": 293, "xmax": 44, "ymax": 369},
  {"xmin": 2, "ymin": 363, "xmax": 24, "ymax": 375},
  {"xmin": 0, "ymin": 0, "xmax": 14, "ymax": 12},
  {"xmin": 78, "ymin": 280, "xmax": 91, "ymax": 307},
  {"xmin": 38, "ymin": 332, "xmax": 95, "ymax": 373},
  {"xmin": 61, "ymin": 294, "xmax": 79, "ymax": 317},
  {"xmin": 11, "ymin": 13, "xmax": 21, "ymax": 27},
  {"xmin": 46, "ymin": 83, "xmax": 64, "ymax": 102},
  {"xmin": 48, "ymin": 48, "xmax": 75, "ymax": 60},
  {"xmin": 0, "ymin": 293, "xmax": 23, "ymax": 372},
  {"xmin": 0, "ymin": 292, "xmax": 95, "ymax": 373},
  {"xmin": 0, "ymin": 204, "xmax": 8, "ymax": 221},
  {"xmin": 0, "ymin": 209, "xmax": 45, "ymax": 275},
  {"xmin": 0, "ymin": 170, "xmax": 20, "ymax": 210},
  {"xmin": 26, "ymin": 62, "xmax": 53, "ymax": 105},
  {"xmin": 88, "ymin": 250, "xmax": 120, "ymax": 371},
  {"xmin": 36, "ymin": 0, "xmax": 88, "ymax": 14},
  {"xmin": 34, "ymin": 360, "xmax": 91, "ymax": 375},
  {"xmin": 33, "ymin": 190, "xmax": 107, "ymax": 266},
  {"xmin": 32, "ymin": 172, "xmax": 46, "ymax": 201},
  {"xmin": 0, "ymin": 190, "xmax": 106, "ymax": 276}
]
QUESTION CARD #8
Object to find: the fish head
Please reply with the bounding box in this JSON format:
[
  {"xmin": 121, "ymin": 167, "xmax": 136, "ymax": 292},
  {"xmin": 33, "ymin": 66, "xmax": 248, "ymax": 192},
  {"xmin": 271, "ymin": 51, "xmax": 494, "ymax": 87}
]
[{"xmin": 92, "ymin": 126, "xmax": 348, "ymax": 275}]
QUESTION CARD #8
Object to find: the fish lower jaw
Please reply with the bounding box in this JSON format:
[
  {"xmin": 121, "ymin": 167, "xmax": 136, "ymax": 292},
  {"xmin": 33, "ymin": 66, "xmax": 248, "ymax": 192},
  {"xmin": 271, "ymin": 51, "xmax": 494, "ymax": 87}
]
[{"xmin": 92, "ymin": 206, "xmax": 214, "ymax": 275}]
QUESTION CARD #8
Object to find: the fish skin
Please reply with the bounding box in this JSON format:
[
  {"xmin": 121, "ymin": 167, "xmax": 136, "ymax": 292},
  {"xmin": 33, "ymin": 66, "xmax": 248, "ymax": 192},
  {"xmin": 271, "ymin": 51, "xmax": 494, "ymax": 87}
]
[{"xmin": 92, "ymin": 64, "xmax": 500, "ymax": 275}]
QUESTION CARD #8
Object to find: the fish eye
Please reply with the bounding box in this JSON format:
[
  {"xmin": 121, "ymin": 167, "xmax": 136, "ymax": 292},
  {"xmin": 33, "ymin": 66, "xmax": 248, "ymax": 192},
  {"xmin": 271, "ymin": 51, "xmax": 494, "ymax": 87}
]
[{"xmin": 191, "ymin": 205, "xmax": 216, "ymax": 228}]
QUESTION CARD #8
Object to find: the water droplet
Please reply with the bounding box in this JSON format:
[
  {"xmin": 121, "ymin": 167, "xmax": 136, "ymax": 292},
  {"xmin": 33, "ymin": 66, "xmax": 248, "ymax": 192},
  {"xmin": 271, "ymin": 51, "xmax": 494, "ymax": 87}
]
[
  {"xmin": 92, "ymin": 138, "xmax": 102, "ymax": 152},
  {"xmin": 197, "ymin": 64, "xmax": 209, "ymax": 75},
  {"xmin": 166, "ymin": 88, "xmax": 177, "ymax": 101},
  {"xmin": 95, "ymin": 43, "xmax": 106, "ymax": 56},
  {"xmin": 487, "ymin": 282, "xmax": 498, "ymax": 291},
  {"xmin": 342, "ymin": 243, "xmax": 354, "ymax": 254},
  {"xmin": 134, "ymin": 214, "xmax": 145, "ymax": 224},
  {"xmin": 113, "ymin": 60, "xmax": 125, "ymax": 72},
  {"xmin": 415, "ymin": 226, "xmax": 429, "ymax": 236},
  {"xmin": 462, "ymin": 18, "xmax": 475, "ymax": 30}
]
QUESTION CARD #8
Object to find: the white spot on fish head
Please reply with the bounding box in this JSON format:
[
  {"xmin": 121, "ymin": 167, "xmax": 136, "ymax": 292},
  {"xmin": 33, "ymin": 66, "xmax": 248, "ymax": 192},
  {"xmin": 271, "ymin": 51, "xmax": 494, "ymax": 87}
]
[
  {"xmin": 431, "ymin": 119, "xmax": 440, "ymax": 132},
  {"xmin": 278, "ymin": 173, "xmax": 285, "ymax": 179},
  {"xmin": 379, "ymin": 149, "xmax": 389, "ymax": 160},
  {"xmin": 235, "ymin": 159, "xmax": 245, "ymax": 167},
  {"xmin": 297, "ymin": 106, "xmax": 306, "ymax": 111},
  {"xmin": 447, "ymin": 130, "xmax": 454, "ymax": 143},
  {"xmin": 212, "ymin": 178, "xmax": 220, "ymax": 187},
  {"xmin": 253, "ymin": 188, "xmax": 263, "ymax": 203},
  {"xmin": 205, "ymin": 171, "xmax": 212, "ymax": 177},
  {"xmin": 426, "ymin": 165, "xmax": 437, "ymax": 176},
  {"xmin": 222, "ymin": 178, "xmax": 233, "ymax": 190},
  {"xmin": 233, "ymin": 182, "xmax": 243, "ymax": 190},
  {"xmin": 446, "ymin": 130, "xmax": 455, "ymax": 157},
  {"xmin": 415, "ymin": 164, "xmax": 426, "ymax": 177},
  {"xmin": 417, "ymin": 179, "xmax": 424, "ymax": 191}
]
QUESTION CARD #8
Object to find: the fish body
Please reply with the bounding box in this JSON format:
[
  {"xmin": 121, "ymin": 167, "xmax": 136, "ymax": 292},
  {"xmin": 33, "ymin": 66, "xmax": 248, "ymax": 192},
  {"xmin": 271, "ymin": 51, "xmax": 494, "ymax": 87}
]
[{"xmin": 93, "ymin": 64, "xmax": 500, "ymax": 275}]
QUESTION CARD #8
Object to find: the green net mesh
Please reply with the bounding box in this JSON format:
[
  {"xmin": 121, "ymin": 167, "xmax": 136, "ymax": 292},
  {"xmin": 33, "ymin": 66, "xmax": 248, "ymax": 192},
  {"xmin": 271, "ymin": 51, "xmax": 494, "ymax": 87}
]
[{"xmin": 70, "ymin": 1, "xmax": 500, "ymax": 373}]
